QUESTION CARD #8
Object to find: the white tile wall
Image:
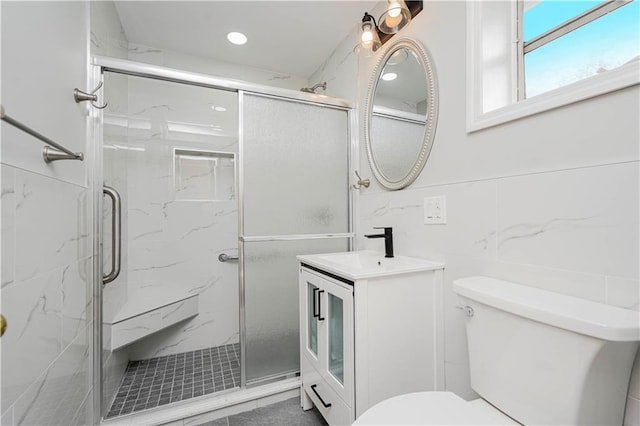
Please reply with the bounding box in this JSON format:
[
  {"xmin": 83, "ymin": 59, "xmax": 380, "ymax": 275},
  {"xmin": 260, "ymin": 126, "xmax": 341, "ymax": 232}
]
[
  {"xmin": 312, "ymin": 1, "xmax": 640, "ymax": 423},
  {"xmin": 1, "ymin": 2, "xmax": 94, "ymax": 423},
  {"xmin": 496, "ymin": 164, "xmax": 639, "ymax": 280},
  {"xmin": 0, "ymin": 165, "xmax": 93, "ymax": 423}
]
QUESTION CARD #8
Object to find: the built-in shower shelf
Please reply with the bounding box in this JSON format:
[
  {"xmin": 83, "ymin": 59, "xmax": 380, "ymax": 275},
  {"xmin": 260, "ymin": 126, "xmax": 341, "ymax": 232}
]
[{"xmin": 105, "ymin": 292, "xmax": 199, "ymax": 351}]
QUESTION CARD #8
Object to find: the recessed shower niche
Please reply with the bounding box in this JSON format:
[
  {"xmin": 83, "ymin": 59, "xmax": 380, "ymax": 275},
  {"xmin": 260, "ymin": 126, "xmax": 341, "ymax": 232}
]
[{"xmin": 173, "ymin": 149, "xmax": 236, "ymax": 201}]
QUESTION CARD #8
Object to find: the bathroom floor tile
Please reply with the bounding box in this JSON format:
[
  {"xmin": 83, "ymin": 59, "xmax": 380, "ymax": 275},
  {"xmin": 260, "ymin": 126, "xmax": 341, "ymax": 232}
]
[
  {"xmin": 195, "ymin": 398, "xmax": 327, "ymax": 426},
  {"xmin": 105, "ymin": 343, "xmax": 240, "ymax": 419}
]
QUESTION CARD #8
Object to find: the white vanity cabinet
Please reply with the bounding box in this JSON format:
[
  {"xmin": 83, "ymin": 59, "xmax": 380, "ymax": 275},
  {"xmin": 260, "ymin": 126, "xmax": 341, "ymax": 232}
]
[
  {"xmin": 297, "ymin": 251, "xmax": 445, "ymax": 425},
  {"xmin": 300, "ymin": 267, "xmax": 354, "ymax": 425}
]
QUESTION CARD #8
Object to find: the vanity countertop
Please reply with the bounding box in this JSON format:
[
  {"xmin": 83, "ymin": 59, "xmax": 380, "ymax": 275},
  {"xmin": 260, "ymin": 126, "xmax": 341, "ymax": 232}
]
[{"xmin": 297, "ymin": 250, "xmax": 444, "ymax": 281}]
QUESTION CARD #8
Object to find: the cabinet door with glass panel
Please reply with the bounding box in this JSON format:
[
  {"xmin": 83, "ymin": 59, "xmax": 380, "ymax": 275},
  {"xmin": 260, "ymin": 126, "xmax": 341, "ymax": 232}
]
[{"xmin": 301, "ymin": 268, "xmax": 354, "ymax": 404}]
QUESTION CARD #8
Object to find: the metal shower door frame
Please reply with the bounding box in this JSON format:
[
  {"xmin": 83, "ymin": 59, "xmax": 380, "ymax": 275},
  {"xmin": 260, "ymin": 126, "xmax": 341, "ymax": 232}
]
[
  {"xmin": 89, "ymin": 56, "xmax": 356, "ymax": 421},
  {"xmin": 237, "ymin": 90, "xmax": 355, "ymax": 387}
]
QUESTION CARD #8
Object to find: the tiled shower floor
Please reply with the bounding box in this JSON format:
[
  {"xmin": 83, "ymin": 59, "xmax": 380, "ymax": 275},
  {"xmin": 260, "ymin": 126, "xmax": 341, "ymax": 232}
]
[{"xmin": 106, "ymin": 343, "xmax": 240, "ymax": 418}]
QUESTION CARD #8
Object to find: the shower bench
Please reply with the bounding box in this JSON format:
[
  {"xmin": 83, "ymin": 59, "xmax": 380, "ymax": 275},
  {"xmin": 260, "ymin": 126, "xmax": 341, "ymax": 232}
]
[{"xmin": 104, "ymin": 290, "xmax": 199, "ymax": 351}]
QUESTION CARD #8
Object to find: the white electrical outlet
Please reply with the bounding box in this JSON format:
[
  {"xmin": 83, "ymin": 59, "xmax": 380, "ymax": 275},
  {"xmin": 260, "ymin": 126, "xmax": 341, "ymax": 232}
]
[{"xmin": 424, "ymin": 195, "xmax": 447, "ymax": 224}]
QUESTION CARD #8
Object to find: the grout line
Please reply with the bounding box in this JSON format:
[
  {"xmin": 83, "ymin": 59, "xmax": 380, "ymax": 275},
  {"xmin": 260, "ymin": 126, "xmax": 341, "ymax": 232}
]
[
  {"xmin": 360, "ymin": 159, "xmax": 640, "ymax": 197},
  {"xmin": 106, "ymin": 344, "xmax": 239, "ymax": 419}
]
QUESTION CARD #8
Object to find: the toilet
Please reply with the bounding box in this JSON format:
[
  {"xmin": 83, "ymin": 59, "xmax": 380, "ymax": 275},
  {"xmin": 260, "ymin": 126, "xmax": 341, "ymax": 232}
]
[{"xmin": 354, "ymin": 276, "xmax": 640, "ymax": 425}]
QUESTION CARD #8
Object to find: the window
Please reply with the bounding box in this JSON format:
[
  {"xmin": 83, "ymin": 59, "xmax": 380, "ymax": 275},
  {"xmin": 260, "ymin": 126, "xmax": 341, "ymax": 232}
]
[
  {"xmin": 466, "ymin": 0, "xmax": 640, "ymax": 132},
  {"xmin": 520, "ymin": 0, "xmax": 639, "ymax": 99}
]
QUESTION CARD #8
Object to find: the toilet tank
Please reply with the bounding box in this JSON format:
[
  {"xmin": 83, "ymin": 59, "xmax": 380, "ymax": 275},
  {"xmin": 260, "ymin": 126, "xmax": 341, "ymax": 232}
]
[{"xmin": 453, "ymin": 277, "xmax": 640, "ymax": 426}]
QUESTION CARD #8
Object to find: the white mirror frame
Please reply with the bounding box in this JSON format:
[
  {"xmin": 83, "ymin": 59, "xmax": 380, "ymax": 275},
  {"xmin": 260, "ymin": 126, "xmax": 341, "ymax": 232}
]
[{"xmin": 364, "ymin": 38, "xmax": 439, "ymax": 190}]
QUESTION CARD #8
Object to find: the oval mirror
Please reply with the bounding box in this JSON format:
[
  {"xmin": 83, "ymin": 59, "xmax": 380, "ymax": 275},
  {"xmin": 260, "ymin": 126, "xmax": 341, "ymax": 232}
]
[{"xmin": 364, "ymin": 38, "xmax": 438, "ymax": 190}]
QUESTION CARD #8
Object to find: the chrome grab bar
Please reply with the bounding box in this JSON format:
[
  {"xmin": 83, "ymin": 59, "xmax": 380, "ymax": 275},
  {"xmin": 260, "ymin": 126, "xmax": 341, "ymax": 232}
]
[
  {"xmin": 103, "ymin": 186, "xmax": 121, "ymax": 284},
  {"xmin": 218, "ymin": 253, "xmax": 239, "ymax": 262}
]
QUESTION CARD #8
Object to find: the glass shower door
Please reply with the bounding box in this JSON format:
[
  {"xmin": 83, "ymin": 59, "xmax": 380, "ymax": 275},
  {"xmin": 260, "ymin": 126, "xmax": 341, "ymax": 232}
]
[
  {"xmin": 241, "ymin": 93, "xmax": 351, "ymax": 385},
  {"xmin": 101, "ymin": 72, "xmax": 240, "ymax": 417}
]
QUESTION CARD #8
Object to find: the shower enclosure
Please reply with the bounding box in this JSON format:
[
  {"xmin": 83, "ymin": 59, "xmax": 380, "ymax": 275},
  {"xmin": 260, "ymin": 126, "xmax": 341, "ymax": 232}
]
[{"xmin": 92, "ymin": 58, "xmax": 353, "ymax": 420}]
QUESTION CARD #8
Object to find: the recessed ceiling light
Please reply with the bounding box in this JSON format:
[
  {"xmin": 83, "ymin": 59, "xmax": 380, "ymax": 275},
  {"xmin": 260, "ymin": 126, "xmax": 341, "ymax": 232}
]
[
  {"xmin": 227, "ymin": 32, "xmax": 247, "ymax": 45},
  {"xmin": 381, "ymin": 72, "xmax": 397, "ymax": 81},
  {"xmin": 214, "ymin": 106, "xmax": 227, "ymax": 112}
]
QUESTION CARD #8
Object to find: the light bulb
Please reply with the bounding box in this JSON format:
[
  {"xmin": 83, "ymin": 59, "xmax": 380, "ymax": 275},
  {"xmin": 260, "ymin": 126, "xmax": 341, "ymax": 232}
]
[
  {"xmin": 378, "ymin": 0, "xmax": 410, "ymax": 34},
  {"xmin": 361, "ymin": 22, "xmax": 375, "ymax": 44},
  {"xmin": 385, "ymin": 11, "xmax": 402, "ymax": 28},
  {"xmin": 388, "ymin": 2, "xmax": 401, "ymax": 18},
  {"xmin": 362, "ymin": 30, "xmax": 373, "ymax": 44}
]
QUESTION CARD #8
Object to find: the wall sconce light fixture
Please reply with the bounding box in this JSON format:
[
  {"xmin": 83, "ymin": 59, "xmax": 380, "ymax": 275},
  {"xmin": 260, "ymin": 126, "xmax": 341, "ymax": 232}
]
[
  {"xmin": 355, "ymin": 12, "xmax": 382, "ymax": 57},
  {"xmin": 355, "ymin": 0, "xmax": 423, "ymax": 57}
]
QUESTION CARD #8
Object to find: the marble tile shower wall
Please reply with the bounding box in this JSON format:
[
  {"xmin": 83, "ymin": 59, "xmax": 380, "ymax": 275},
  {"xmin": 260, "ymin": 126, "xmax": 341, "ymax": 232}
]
[
  {"xmin": 90, "ymin": 0, "xmax": 129, "ymax": 61},
  {"xmin": 1, "ymin": 166, "xmax": 93, "ymax": 425},
  {"xmin": 109, "ymin": 76, "xmax": 240, "ymax": 362}
]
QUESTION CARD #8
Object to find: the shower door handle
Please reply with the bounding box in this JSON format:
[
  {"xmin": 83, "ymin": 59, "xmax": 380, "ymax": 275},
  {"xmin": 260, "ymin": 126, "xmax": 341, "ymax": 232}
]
[{"xmin": 103, "ymin": 186, "xmax": 121, "ymax": 285}]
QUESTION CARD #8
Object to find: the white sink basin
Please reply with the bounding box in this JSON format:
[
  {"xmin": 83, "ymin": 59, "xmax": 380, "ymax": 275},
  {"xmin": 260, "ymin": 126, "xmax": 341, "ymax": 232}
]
[{"xmin": 297, "ymin": 250, "xmax": 444, "ymax": 280}]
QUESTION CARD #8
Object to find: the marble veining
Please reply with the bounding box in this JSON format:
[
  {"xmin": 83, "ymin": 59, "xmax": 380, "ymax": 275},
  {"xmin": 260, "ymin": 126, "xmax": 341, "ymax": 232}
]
[
  {"xmin": 14, "ymin": 170, "xmax": 89, "ymax": 281},
  {"xmin": 179, "ymin": 219, "xmax": 221, "ymax": 239},
  {"xmin": 186, "ymin": 275, "xmax": 222, "ymax": 295},
  {"xmin": 131, "ymin": 259, "xmax": 189, "ymax": 272},
  {"xmin": 474, "ymin": 231, "xmax": 497, "ymax": 251},
  {"xmin": 90, "ymin": 31, "xmax": 101, "ymax": 49},
  {"xmin": 183, "ymin": 319, "xmax": 216, "ymax": 333},
  {"xmin": 372, "ymin": 201, "xmax": 421, "ymax": 217},
  {"xmin": 132, "ymin": 104, "xmax": 175, "ymax": 116},
  {"xmin": 128, "ymin": 45, "xmax": 163, "ymax": 55},
  {"xmin": 15, "ymin": 370, "xmax": 50, "ymax": 425},
  {"xmin": 133, "ymin": 228, "xmax": 163, "ymax": 240},
  {"xmin": 498, "ymin": 217, "xmax": 594, "ymax": 249},
  {"xmin": 14, "ymin": 183, "xmax": 32, "ymax": 210},
  {"xmin": 14, "ymin": 325, "xmax": 91, "ymax": 426},
  {"xmin": 54, "ymin": 232, "xmax": 90, "ymax": 255},
  {"xmin": 267, "ymin": 75, "xmax": 292, "ymax": 81},
  {"xmin": 2, "ymin": 166, "xmax": 16, "ymax": 289}
]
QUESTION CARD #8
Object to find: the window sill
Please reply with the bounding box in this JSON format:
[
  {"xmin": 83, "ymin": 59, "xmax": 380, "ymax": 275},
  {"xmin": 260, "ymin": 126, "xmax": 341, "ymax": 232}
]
[{"xmin": 467, "ymin": 60, "xmax": 639, "ymax": 133}]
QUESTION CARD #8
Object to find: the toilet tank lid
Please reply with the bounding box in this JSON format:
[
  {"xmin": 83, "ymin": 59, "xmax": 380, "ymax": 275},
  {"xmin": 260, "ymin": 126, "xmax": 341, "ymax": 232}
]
[{"xmin": 453, "ymin": 276, "xmax": 640, "ymax": 342}]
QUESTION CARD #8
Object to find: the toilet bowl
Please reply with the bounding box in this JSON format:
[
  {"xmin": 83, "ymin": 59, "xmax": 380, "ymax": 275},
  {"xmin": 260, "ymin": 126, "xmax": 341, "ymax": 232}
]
[
  {"xmin": 353, "ymin": 277, "xmax": 640, "ymax": 425},
  {"xmin": 353, "ymin": 392, "xmax": 518, "ymax": 425}
]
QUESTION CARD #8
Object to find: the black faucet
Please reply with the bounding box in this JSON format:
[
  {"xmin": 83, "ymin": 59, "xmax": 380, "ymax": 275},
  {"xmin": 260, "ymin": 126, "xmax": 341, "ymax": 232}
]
[{"xmin": 364, "ymin": 227, "xmax": 394, "ymax": 258}]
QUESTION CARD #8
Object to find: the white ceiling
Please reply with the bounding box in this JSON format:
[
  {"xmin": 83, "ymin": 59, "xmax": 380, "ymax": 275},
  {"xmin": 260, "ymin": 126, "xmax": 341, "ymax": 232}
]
[{"xmin": 114, "ymin": 1, "xmax": 379, "ymax": 78}]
